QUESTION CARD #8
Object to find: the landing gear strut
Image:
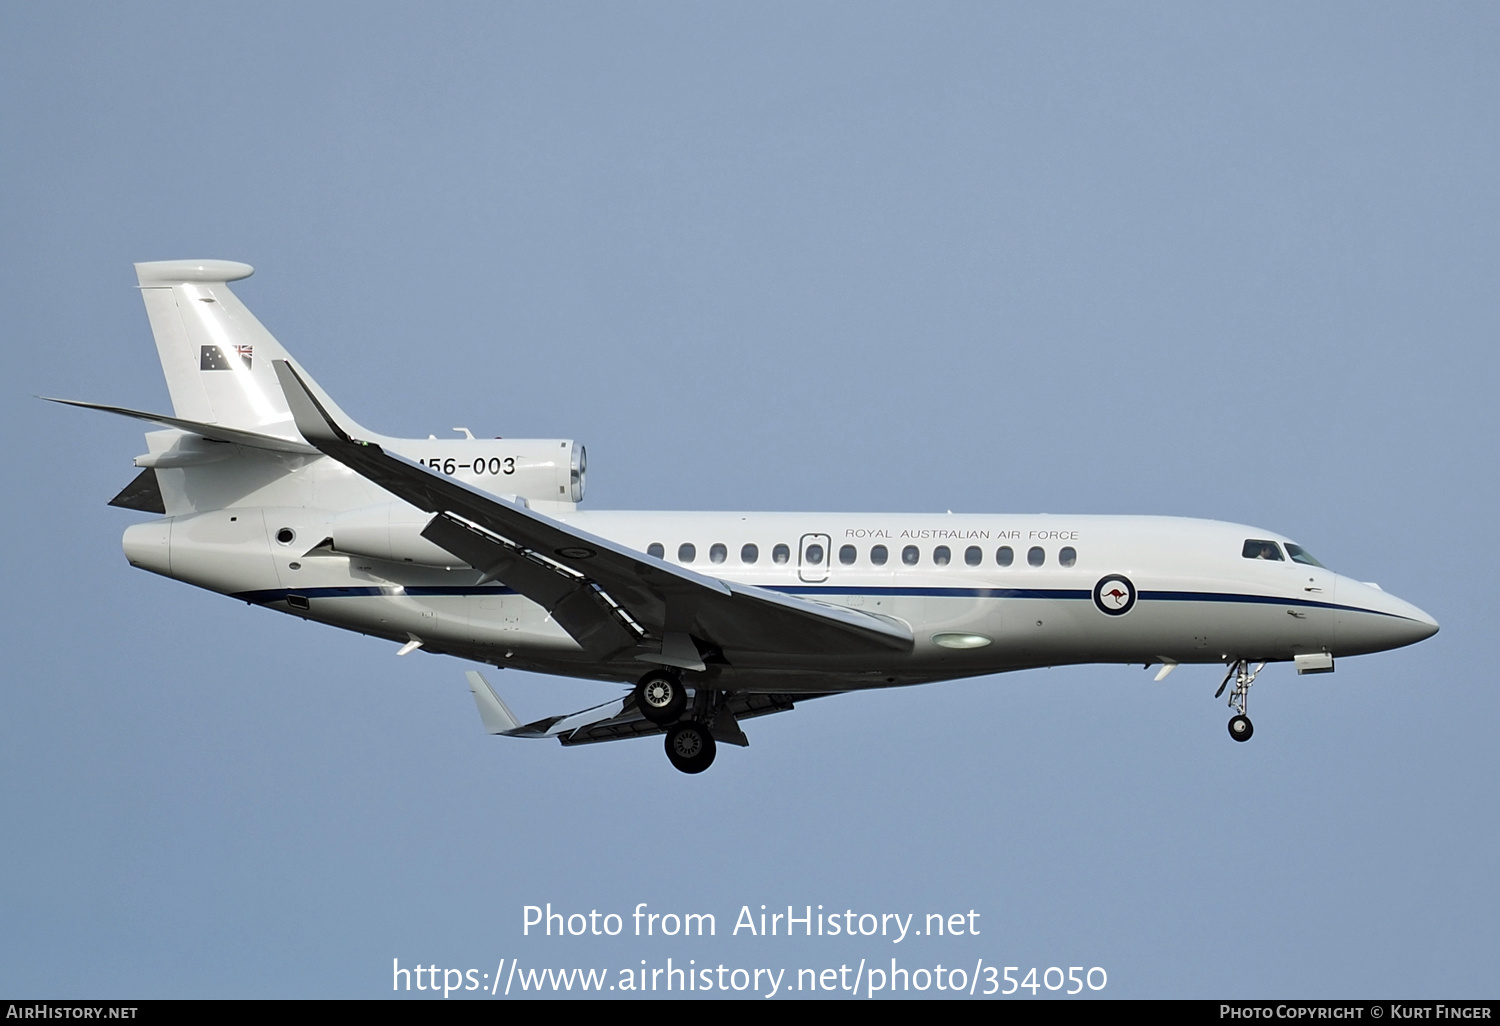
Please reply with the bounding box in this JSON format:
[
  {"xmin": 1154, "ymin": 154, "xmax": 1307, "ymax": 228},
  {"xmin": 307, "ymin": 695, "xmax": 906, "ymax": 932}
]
[{"xmin": 1216, "ymin": 659, "xmax": 1263, "ymax": 743}]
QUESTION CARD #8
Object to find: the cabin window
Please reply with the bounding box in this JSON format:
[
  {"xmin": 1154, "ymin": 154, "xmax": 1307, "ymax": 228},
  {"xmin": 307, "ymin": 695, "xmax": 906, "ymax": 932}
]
[
  {"xmin": 805, "ymin": 543, "xmax": 825, "ymax": 565},
  {"xmin": 741, "ymin": 543, "xmax": 759, "ymax": 564},
  {"xmin": 647, "ymin": 543, "xmax": 664, "ymax": 559},
  {"xmin": 709, "ymin": 543, "xmax": 727, "ymax": 564},
  {"xmin": 965, "ymin": 546, "xmax": 982, "ymax": 566},
  {"xmin": 996, "ymin": 546, "xmax": 1014, "ymax": 567},
  {"xmin": 839, "ymin": 544, "xmax": 857, "ymax": 565},
  {"xmin": 1285, "ymin": 543, "xmax": 1326, "ymax": 568},
  {"xmin": 1028, "ymin": 546, "xmax": 1045, "ymax": 567},
  {"xmin": 1059, "ymin": 546, "xmax": 1077, "ymax": 567},
  {"xmin": 772, "ymin": 543, "xmax": 791, "ymax": 564},
  {"xmin": 933, "ymin": 545, "xmax": 951, "ymax": 566},
  {"xmin": 1242, "ymin": 539, "xmax": 1284, "ymax": 561},
  {"xmin": 678, "ymin": 542, "xmax": 696, "ymax": 563},
  {"xmin": 870, "ymin": 544, "xmax": 888, "ymax": 565},
  {"xmin": 902, "ymin": 545, "xmax": 920, "ymax": 566}
]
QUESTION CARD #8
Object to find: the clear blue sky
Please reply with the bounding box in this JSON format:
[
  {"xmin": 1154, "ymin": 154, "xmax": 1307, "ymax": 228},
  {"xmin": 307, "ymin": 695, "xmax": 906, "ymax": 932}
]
[{"xmin": 3, "ymin": 2, "xmax": 1496, "ymax": 998}]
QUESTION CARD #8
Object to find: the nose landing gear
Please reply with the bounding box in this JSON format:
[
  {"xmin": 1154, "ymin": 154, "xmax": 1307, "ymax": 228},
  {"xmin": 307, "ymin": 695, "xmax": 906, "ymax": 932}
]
[{"xmin": 1216, "ymin": 659, "xmax": 1263, "ymax": 743}]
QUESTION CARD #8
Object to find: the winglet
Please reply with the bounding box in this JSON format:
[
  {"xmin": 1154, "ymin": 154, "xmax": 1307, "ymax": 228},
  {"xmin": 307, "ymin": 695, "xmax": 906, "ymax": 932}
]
[
  {"xmin": 466, "ymin": 670, "xmax": 523, "ymax": 734},
  {"xmin": 272, "ymin": 359, "xmax": 351, "ymax": 448}
]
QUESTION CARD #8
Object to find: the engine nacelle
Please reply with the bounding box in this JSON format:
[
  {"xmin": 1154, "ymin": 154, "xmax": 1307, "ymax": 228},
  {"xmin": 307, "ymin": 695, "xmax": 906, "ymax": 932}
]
[
  {"xmin": 321, "ymin": 503, "xmax": 469, "ymax": 569},
  {"xmin": 384, "ymin": 437, "xmax": 585, "ymax": 511}
]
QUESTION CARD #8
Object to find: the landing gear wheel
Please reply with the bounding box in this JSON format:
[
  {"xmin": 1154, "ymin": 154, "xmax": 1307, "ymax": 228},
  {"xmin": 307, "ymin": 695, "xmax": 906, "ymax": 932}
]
[
  {"xmin": 634, "ymin": 672, "xmax": 686, "ymax": 725},
  {"xmin": 664, "ymin": 723, "xmax": 717, "ymax": 774},
  {"xmin": 1228, "ymin": 714, "xmax": 1254, "ymax": 742}
]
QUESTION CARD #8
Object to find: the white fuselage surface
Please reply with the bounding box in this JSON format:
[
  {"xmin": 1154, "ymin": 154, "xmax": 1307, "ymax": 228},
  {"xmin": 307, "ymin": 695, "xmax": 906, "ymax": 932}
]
[{"xmin": 124, "ymin": 502, "xmax": 1434, "ymax": 693}]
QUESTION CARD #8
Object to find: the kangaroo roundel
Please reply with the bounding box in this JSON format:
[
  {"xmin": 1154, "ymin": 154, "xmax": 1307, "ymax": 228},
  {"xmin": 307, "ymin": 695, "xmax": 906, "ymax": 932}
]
[{"xmin": 1093, "ymin": 575, "xmax": 1137, "ymax": 616}]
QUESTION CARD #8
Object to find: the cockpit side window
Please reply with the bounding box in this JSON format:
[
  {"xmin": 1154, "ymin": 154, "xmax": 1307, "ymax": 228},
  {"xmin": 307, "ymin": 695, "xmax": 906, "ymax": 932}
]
[
  {"xmin": 1285, "ymin": 543, "xmax": 1326, "ymax": 568},
  {"xmin": 1242, "ymin": 539, "xmax": 1285, "ymax": 561}
]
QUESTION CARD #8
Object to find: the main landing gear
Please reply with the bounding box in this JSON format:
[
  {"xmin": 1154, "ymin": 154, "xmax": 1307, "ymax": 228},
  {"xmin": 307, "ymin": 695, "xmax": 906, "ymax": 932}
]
[
  {"xmin": 1216, "ymin": 659, "xmax": 1263, "ymax": 743},
  {"xmin": 665, "ymin": 722, "xmax": 716, "ymax": 774},
  {"xmin": 632, "ymin": 671, "xmax": 718, "ymax": 774},
  {"xmin": 634, "ymin": 670, "xmax": 687, "ymax": 724}
]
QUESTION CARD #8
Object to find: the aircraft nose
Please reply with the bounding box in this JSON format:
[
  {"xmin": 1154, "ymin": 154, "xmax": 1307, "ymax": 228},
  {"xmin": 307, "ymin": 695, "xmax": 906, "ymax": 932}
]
[
  {"xmin": 1413, "ymin": 598, "xmax": 1437, "ymax": 627},
  {"xmin": 1335, "ymin": 578, "xmax": 1438, "ymax": 655},
  {"xmin": 1401, "ymin": 603, "xmax": 1440, "ymax": 643},
  {"xmin": 1374, "ymin": 608, "xmax": 1439, "ymax": 653}
]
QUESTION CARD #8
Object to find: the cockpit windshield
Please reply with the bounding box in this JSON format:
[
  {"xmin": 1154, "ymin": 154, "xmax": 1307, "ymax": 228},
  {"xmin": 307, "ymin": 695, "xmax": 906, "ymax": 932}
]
[{"xmin": 1284, "ymin": 543, "xmax": 1327, "ymax": 568}]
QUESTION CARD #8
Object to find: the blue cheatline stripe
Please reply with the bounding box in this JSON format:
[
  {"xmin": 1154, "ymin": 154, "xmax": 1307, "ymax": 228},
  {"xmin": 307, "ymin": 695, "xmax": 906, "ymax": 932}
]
[
  {"xmin": 773, "ymin": 585, "xmax": 1409, "ymax": 619},
  {"xmin": 233, "ymin": 585, "xmax": 520, "ymax": 603},
  {"xmin": 1138, "ymin": 590, "xmax": 1409, "ymax": 618},
  {"xmin": 771, "ymin": 585, "xmax": 1092, "ymax": 601},
  {"xmin": 229, "ymin": 582, "xmax": 1412, "ymax": 620}
]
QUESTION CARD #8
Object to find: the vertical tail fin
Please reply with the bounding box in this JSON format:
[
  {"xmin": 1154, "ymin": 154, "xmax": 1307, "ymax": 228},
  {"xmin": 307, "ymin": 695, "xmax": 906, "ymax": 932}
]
[{"xmin": 134, "ymin": 260, "xmax": 369, "ymax": 440}]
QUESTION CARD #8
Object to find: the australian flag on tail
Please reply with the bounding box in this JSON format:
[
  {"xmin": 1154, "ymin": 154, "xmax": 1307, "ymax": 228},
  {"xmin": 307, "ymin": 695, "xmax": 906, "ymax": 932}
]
[{"xmin": 200, "ymin": 344, "xmax": 253, "ymax": 370}]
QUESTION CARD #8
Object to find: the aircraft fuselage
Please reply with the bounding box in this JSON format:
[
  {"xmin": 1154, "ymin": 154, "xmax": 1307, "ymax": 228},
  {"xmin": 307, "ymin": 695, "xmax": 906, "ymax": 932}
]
[{"xmin": 123, "ymin": 504, "xmax": 1436, "ymax": 694}]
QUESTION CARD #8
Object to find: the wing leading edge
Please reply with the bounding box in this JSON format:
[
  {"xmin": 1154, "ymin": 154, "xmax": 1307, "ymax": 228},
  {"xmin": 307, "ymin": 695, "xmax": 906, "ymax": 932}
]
[{"xmin": 272, "ymin": 360, "xmax": 913, "ymax": 666}]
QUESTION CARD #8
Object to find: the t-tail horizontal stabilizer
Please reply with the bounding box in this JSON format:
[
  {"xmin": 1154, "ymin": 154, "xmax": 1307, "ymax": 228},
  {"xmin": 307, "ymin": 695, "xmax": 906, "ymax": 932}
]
[{"xmin": 42, "ymin": 397, "xmax": 319, "ymax": 455}]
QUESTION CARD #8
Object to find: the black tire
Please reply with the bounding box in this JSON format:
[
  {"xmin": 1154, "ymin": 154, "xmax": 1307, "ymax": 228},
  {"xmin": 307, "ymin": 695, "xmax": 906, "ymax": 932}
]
[
  {"xmin": 664, "ymin": 723, "xmax": 717, "ymax": 774},
  {"xmin": 634, "ymin": 671, "xmax": 686, "ymax": 725},
  {"xmin": 1228, "ymin": 714, "xmax": 1254, "ymax": 742}
]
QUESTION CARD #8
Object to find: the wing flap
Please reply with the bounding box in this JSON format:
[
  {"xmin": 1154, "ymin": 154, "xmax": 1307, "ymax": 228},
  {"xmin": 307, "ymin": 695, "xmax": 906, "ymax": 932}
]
[{"xmin": 425, "ymin": 513, "xmax": 639, "ymax": 657}]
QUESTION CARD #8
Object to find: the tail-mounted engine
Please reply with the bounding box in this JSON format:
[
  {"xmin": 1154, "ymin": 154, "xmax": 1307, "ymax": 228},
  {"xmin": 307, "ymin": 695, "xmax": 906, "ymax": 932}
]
[{"xmin": 387, "ymin": 436, "xmax": 585, "ymax": 511}]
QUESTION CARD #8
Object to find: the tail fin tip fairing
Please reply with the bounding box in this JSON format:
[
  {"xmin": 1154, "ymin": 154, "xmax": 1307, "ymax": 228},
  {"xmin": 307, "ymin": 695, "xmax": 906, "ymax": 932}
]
[{"xmin": 135, "ymin": 259, "xmax": 254, "ymax": 286}]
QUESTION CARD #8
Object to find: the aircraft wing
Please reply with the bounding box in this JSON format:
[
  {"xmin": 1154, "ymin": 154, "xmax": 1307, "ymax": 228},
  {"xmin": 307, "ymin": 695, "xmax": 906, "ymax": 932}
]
[
  {"xmin": 466, "ymin": 671, "xmax": 820, "ymax": 747},
  {"xmin": 274, "ymin": 361, "xmax": 913, "ymax": 665}
]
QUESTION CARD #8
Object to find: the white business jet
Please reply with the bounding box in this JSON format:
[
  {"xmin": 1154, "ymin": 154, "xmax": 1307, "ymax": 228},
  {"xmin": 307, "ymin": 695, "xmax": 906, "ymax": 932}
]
[{"xmin": 53, "ymin": 260, "xmax": 1439, "ymax": 773}]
